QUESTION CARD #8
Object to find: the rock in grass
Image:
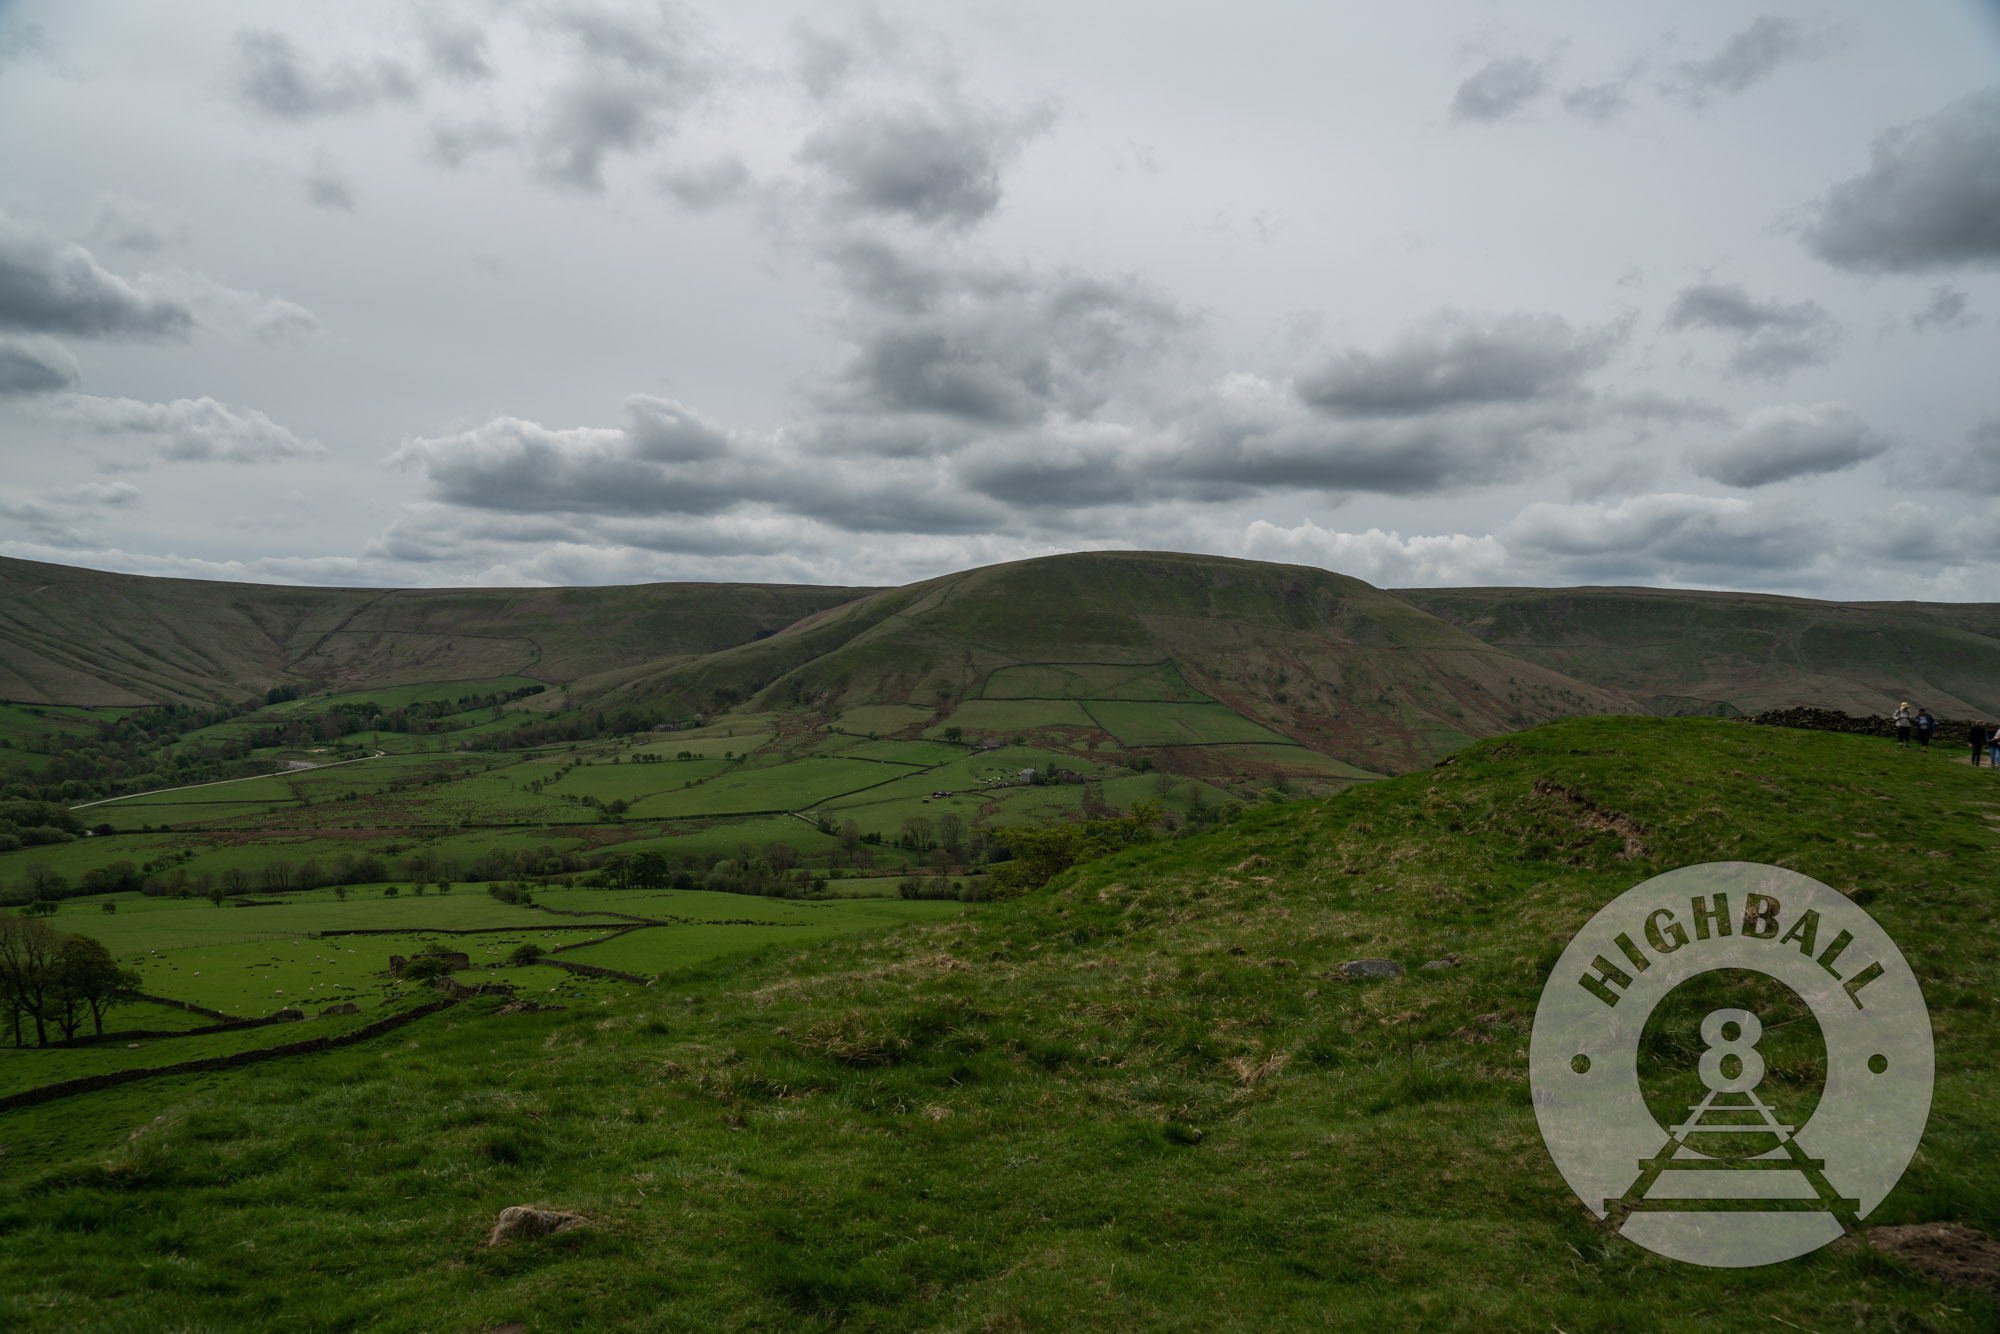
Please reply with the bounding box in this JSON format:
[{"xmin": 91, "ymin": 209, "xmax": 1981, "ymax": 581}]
[
  {"xmin": 1420, "ymin": 959, "xmax": 1456, "ymax": 972},
  {"xmin": 272, "ymin": 1008, "xmax": 304, "ymax": 1021},
  {"xmin": 487, "ymin": 1206, "xmax": 589, "ymax": 1247},
  {"xmin": 1338, "ymin": 958, "xmax": 1404, "ymax": 979},
  {"xmin": 318, "ymin": 1001, "xmax": 360, "ymax": 1016}
]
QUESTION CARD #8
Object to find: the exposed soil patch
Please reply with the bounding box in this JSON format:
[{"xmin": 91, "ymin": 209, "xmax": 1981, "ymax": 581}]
[
  {"xmin": 1531, "ymin": 779, "xmax": 1650, "ymax": 859},
  {"xmin": 1868, "ymin": 1222, "xmax": 2000, "ymax": 1295}
]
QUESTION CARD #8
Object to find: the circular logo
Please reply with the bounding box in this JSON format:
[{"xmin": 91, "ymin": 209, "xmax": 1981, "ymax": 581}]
[{"xmin": 1530, "ymin": 862, "xmax": 1933, "ymax": 1267}]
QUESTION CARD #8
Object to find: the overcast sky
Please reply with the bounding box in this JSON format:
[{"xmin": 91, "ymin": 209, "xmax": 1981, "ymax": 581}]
[{"xmin": 2, "ymin": 2, "xmax": 1998, "ymax": 598}]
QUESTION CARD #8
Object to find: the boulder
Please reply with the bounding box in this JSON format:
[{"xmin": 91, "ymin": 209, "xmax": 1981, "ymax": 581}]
[
  {"xmin": 272, "ymin": 1007, "xmax": 305, "ymax": 1021},
  {"xmin": 496, "ymin": 1000, "xmax": 567, "ymax": 1015},
  {"xmin": 1338, "ymin": 958, "xmax": 1404, "ymax": 979},
  {"xmin": 1419, "ymin": 959, "xmax": 1456, "ymax": 972},
  {"xmin": 319, "ymin": 1001, "xmax": 360, "ymax": 1016},
  {"xmin": 487, "ymin": 1206, "xmax": 589, "ymax": 1246}
]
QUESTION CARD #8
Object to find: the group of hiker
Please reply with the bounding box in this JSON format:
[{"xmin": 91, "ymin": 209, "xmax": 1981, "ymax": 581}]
[{"xmin": 1894, "ymin": 702, "xmax": 2000, "ymax": 766}]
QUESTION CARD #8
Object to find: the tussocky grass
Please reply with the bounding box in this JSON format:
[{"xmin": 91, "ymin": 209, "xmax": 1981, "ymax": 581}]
[{"xmin": 0, "ymin": 717, "xmax": 1995, "ymax": 1331}]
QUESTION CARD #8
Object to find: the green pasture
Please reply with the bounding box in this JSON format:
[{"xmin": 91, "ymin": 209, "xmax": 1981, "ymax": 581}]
[
  {"xmin": 114, "ymin": 923, "xmax": 621, "ymax": 1016},
  {"xmin": 0, "ymin": 1002, "xmax": 403, "ymax": 1098},
  {"xmin": 1083, "ymin": 698, "xmax": 1291, "ymax": 746},
  {"xmin": 1183, "ymin": 742, "xmax": 1385, "ymax": 780},
  {"xmin": 624, "ymin": 757, "xmax": 893, "ymax": 819},
  {"xmin": 934, "ymin": 698, "xmax": 1097, "ymax": 734},
  {"xmin": 552, "ymin": 884, "xmax": 873, "ymax": 920},
  {"xmin": 541, "ymin": 757, "xmax": 732, "ymax": 803},
  {"xmin": 580, "ymin": 816, "xmax": 841, "ymax": 864},
  {"xmin": 826, "ymin": 737, "xmax": 965, "ymax": 765},
  {"xmin": 93, "ymin": 799, "xmax": 296, "ymax": 831},
  {"xmin": 262, "ymin": 677, "xmax": 548, "ymax": 716},
  {"xmin": 560, "ymin": 899, "xmax": 964, "ymax": 975},
  {"xmin": 979, "ymin": 661, "xmax": 1208, "ymax": 701},
  {"xmin": 69, "ymin": 889, "xmax": 623, "ymax": 957},
  {"xmin": 829, "ymin": 703, "xmax": 932, "ymax": 735}
]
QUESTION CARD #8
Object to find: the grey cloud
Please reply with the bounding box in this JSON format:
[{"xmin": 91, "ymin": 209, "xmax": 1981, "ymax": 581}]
[
  {"xmin": 530, "ymin": 6, "xmax": 708, "ymax": 190},
  {"xmin": 1562, "ymin": 83, "xmax": 1628, "ymax": 122},
  {"xmin": 1919, "ymin": 420, "xmax": 2000, "ymax": 495},
  {"xmin": 0, "ymin": 336, "xmax": 80, "ymax": 396},
  {"xmin": 230, "ymin": 29, "xmax": 416, "ymax": 122},
  {"xmin": 388, "ymin": 398, "xmax": 1001, "ymax": 535},
  {"xmin": 90, "ymin": 197, "xmax": 189, "ymax": 253},
  {"xmin": 1688, "ymin": 402, "xmax": 1887, "ymax": 488},
  {"xmin": 48, "ymin": 481, "xmax": 141, "ymax": 508},
  {"xmin": 0, "ymin": 21, "xmax": 47, "ymax": 69},
  {"xmin": 658, "ymin": 157, "xmax": 749, "ymax": 210},
  {"xmin": 303, "ymin": 158, "xmax": 356, "ymax": 211},
  {"xmin": 248, "ymin": 297, "xmax": 321, "ymax": 345},
  {"xmin": 1671, "ymin": 17, "xmax": 1807, "ymax": 103},
  {"xmin": 1450, "ymin": 58, "xmax": 1548, "ymax": 123},
  {"xmin": 626, "ymin": 396, "xmax": 732, "ymax": 462},
  {"xmin": 1164, "ymin": 387, "xmax": 1574, "ymax": 498},
  {"xmin": 420, "ymin": 14, "xmax": 492, "ymax": 81},
  {"xmin": 823, "ymin": 256, "xmax": 1186, "ymax": 430},
  {"xmin": 1911, "ymin": 286, "xmax": 1976, "ymax": 333},
  {"xmin": 1804, "ymin": 87, "xmax": 2000, "ymax": 272},
  {"xmin": 800, "ymin": 101, "xmax": 1048, "ymax": 228},
  {"xmin": 1504, "ymin": 493, "xmax": 1822, "ymax": 578},
  {"xmin": 0, "ymin": 213, "xmax": 193, "ymax": 340},
  {"xmin": 428, "ymin": 120, "xmax": 514, "ymax": 169},
  {"xmin": 1664, "ymin": 282, "xmax": 1838, "ymax": 379},
  {"xmin": 1297, "ymin": 313, "xmax": 1617, "ymax": 416},
  {"xmin": 792, "ymin": 11, "xmax": 903, "ymax": 102},
  {"xmin": 54, "ymin": 394, "xmax": 323, "ymax": 463}
]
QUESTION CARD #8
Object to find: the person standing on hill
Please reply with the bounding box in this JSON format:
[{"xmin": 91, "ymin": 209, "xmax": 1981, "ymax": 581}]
[
  {"xmin": 1973, "ymin": 721, "xmax": 1990, "ymax": 768},
  {"xmin": 1916, "ymin": 707, "xmax": 1937, "ymax": 754},
  {"xmin": 1893, "ymin": 702, "xmax": 1914, "ymax": 748}
]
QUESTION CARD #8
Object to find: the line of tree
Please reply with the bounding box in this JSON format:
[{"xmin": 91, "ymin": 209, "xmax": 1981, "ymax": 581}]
[
  {"xmin": 0, "ymin": 916, "xmax": 138, "ymax": 1046},
  {"xmin": 0, "ymin": 701, "xmax": 269, "ymax": 804}
]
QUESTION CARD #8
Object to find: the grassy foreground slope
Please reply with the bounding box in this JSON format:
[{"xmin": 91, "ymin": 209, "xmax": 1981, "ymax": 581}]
[
  {"xmin": 2, "ymin": 717, "xmax": 1995, "ymax": 1331},
  {"xmin": 1400, "ymin": 585, "xmax": 2000, "ymax": 719},
  {"xmin": 0, "ymin": 556, "xmax": 871, "ymax": 706}
]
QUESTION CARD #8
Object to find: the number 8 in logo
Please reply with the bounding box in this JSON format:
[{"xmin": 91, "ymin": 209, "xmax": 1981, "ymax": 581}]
[{"xmin": 1697, "ymin": 1008, "xmax": 1765, "ymax": 1094}]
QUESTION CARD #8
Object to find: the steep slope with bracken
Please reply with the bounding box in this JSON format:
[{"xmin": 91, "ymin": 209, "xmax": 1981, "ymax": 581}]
[
  {"xmin": 1396, "ymin": 585, "xmax": 2000, "ymax": 719},
  {"xmin": 0, "ymin": 557, "xmax": 872, "ymax": 706}
]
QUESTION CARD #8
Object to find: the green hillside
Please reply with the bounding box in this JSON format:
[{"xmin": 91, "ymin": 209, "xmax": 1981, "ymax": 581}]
[
  {"xmin": 3, "ymin": 717, "xmax": 1995, "ymax": 1330},
  {"xmin": 598, "ymin": 552, "xmax": 1645, "ymax": 775},
  {"xmin": 1398, "ymin": 585, "xmax": 2000, "ymax": 719},
  {"xmin": 0, "ymin": 556, "xmax": 872, "ymax": 706}
]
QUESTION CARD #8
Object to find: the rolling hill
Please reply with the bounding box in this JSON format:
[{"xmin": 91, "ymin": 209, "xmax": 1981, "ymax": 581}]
[
  {"xmin": 1397, "ymin": 585, "xmax": 2000, "ymax": 719},
  {"xmin": 596, "ymin": 551, "xmax": 1645, "ymax": 776},
  {"xmin": 5, "ymin": 553, "xmax": 1999, "ymax": 781},
  {"xmin": 0, "ymin": 556, "xmax": 872, "ymax": 708}
]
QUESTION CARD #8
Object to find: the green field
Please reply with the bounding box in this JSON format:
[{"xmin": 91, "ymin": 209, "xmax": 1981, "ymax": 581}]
[
  {"xmin": 935, "ymin": 698, "xmax": 1097, "ymax": 733},
  {"xmin": 828, "ymin": 738, "xmax": 967, "ymax": 766},
  {"xmin": 980, "ymin": 661, "xmax": 1209, "ymax": 701},
  {"xmin": 558, "ymin": 898, "xmax": 964, "ymax": 974},
  {"xmin": 830, "ymin": 704, "xmax": 934, "ymax": 735},
  {"xmin": 1082, "ymin": 699, "xmax": 1292, "ymax": 746},
  {"xmin": 624, "ymin": 757, "xmax": 899, "ymax": 818},
  {"xmin": 0, "ymin": 1001, "xmax": 415, "ymax": 1097}
]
